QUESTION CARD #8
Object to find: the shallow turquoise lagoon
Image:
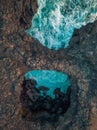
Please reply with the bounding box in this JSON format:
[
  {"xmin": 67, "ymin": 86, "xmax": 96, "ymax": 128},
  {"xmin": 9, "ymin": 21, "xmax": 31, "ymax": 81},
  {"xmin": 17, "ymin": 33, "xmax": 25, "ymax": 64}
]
[{"xmin": 25, "ymin": 70, "xmax": 71, "ymax": 98}]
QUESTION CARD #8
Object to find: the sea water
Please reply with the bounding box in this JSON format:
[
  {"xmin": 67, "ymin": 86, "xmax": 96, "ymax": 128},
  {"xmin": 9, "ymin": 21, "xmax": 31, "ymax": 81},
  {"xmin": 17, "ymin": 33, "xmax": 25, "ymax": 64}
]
[
  {"xmin": 26, "ymin": 0, "xmax": 97, "ymax": 50},
  {"xmin": 25, "ymin": 70, "xmax": 70, "ymax": 99}
]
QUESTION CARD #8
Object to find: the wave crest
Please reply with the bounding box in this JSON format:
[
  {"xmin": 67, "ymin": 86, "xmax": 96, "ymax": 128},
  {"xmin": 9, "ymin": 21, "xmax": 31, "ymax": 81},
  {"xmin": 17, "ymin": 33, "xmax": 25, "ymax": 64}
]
[{"xmin": 26, "ymin": 0, "xmax": 97, "ymax": 50}]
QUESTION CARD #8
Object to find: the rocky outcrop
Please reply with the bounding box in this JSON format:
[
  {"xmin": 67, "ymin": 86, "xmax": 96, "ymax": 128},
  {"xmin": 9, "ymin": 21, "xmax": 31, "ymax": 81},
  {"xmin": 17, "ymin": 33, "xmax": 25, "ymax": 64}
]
[{"xmin": 0, "ymin": 0, "xmax": 97, "ymax": 130}]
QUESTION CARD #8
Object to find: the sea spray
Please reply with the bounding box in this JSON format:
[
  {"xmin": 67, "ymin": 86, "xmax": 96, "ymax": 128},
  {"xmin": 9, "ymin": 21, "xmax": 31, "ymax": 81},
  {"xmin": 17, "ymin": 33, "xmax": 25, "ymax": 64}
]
[{"xmin": 26, "ymin": 0, "xmax": 97, "ymax": 50}]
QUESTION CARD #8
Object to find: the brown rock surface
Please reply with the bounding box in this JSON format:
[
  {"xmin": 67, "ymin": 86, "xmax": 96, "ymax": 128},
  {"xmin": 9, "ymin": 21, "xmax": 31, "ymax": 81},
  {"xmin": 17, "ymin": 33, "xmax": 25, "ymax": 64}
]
[{"xmin": 0, "ymin": 0, "xmax": 97, "ymax": 130}]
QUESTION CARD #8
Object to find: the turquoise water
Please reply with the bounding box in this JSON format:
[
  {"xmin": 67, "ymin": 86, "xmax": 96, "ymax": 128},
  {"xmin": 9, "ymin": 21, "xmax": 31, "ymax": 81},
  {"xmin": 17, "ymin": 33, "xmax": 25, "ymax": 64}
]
[
  {"xmin": 25, "ymin": 70, "xmax": 70, "ymax": 98},
  {"xmin": 26, "ymin": 0, "xmax": 97, "ymax": 50}
]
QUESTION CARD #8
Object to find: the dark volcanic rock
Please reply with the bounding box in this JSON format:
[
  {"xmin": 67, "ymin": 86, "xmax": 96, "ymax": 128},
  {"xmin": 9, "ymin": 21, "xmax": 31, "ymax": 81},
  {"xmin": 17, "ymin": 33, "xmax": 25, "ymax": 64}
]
[
  {"xmin": 0, "ymin": 0, "xmax": 97, "ymax": 130},
  {"xmin": 20, "ymin": 79, "xmax": 71, "ymax": 122}
]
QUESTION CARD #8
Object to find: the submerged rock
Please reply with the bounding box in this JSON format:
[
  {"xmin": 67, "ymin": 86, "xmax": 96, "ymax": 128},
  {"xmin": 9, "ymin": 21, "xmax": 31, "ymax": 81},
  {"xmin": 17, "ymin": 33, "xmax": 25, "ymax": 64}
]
[
  {"xmin": 25, "ymin": 70, "xmax": 70, "ymax": 99},
  {"xmin": 26, "ymin": 0, "xmax": 97, "ymax": 50},
  {"xmin": 20, "ymin": 70, "xmax": 71, "ymax": 122}
]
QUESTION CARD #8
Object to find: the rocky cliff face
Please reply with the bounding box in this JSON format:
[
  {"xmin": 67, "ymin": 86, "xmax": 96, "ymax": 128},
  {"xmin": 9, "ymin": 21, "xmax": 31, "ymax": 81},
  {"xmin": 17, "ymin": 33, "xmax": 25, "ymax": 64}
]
[
  {"xmin": 0, "ymin": 0, "xmax": 37, "ymax": 32},
  {"xmin": 0, "ymin": 0, "xmax": 97, "ymax": 130}
]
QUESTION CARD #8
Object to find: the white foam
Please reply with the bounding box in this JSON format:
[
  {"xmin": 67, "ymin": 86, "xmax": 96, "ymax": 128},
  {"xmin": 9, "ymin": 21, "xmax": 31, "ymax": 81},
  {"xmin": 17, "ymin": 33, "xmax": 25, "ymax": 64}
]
[{"xmin": 26, "ymin": 0, "xmax": 97, "ymax": 50}]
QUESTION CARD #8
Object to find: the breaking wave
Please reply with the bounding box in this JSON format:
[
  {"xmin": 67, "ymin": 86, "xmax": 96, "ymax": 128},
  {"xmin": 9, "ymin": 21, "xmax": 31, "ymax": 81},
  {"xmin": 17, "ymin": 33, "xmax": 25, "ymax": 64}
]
[{"xmin": 26, "ymin": 0, "xmax": 97, "ymax": 50}]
